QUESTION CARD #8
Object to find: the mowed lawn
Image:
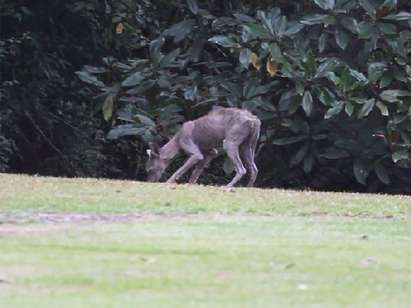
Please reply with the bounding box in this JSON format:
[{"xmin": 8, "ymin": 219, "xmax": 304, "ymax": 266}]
[{"xmin": 0, "ymin": 174, "xmax": 411, "ymax": 307}]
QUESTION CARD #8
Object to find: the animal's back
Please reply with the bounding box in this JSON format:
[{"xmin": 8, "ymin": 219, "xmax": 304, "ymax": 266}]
[
  {"xmin": 205, "ymin": 107, "xmax": 259, "ymax": 127},
  {"xmin": 189, "ymin": 107, "xmax": 260, "ymax": 150}
]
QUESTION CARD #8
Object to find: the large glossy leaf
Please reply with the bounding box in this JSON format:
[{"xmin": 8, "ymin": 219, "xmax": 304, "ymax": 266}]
[
  {"xmin": 321, "ymin": 147, "xmax": 350, "ymax": 159},
  {"xmin": 380, "ymin": 73, "xmax": 393, "ymax": 89},
  {"xmin": 165, "ymin": 20, "xmax": 195, "ymax": 43},
  {"xmin": 380, "ymin": 0, "xmax": 398, "ymax": 11},
  {"xmin": 126, "ymin": 80, "xmax": 155, "ymax": 95},
  {"xmin": 102, "ymin": 95, "xmax": 114, "ymax": 121},
  {"xmin": 383, "ymin": 12, "xmax": 411, "ymax": 21},
  {"xmin": 357, "ymin": 21, "xmax": 378, "ymax": 39},
  {"xmin": 368, "ymin": 63, "xmax": 386, "ymax": 83},
  {"xmin": 220, "ymin": 81, "xmax": 242, "ymax": 98},
  {"xmin": 301, "ymin": 14, "xmax": 329, "ymax": 25},
  {"xmin": 83, "ymin": 65, "xmax": 107, "ymax": 74},
  {"xmin": 272, "ymin": 136, "xmax": 307, "ymax": 145},
  {"xmin": 107, "ymin": 124, "xmax": 145, "ymax": 140},
  {"xmin": 314, "ymin": 59, "xmax": 338, "ymax": 79},
  {"xmin": 302, "ymin": 51, "xmax": 317, "ymax": 79},
  {"xmin": 302, "ymin": 90, "xmax": 313, "ymax": 116},
  {"xmin": 375, "ymin": 163, "xmax": 391, "ymax": 185},
  {"xmin": 290, "ymin": 142, "xmax": 309, "ymax": 167},
  {"xmin": 376, "ymin": 101, "xmax": 389, "ymax": 116},
  {"xmin": 268, "ymin": 43, "xmax": 283, "ymax": 62},
  {"xmin": 378, "ymin": 22, "xmax": 397, "ymax": 35},
  {"xmin": 380, "ymin": 90, "xmax": 411, "ymax": 102},
  {"xmin": 75, "ymin": 71, "xmax": 105, "ymax": 87},
  {"xmin": 353, "ymin": 159, "xmax": 369, "ymax": 185},
  {"xmin": 257, "ymin": 10, "xmax": 276, "ymax": 35},
  {"xmin": 349, "ymin": 69, "xmax": 368, "ymax": 83},
  {"xmin": 244, "ymin": 81, "xmax": 278, "ymax": 99},
  {"xmin": 278, "ymin": 89, "xmax": 298, "ymax": 112},
  {"xmin": 313, "ymin": 0, "xmax": 335, "ymax": 10},
  {"xmin": 159, "ymin": 48, "xmax": 180, "ymax": 68},
  {"xmin": 392, "ymin": 151, "xmax": 409, "ymax": 163},
  {"xmin": 335, "ymin": 28, "xmax": 350, "ymax": 50},
  {"xmin": 239, "ymin": 48, "xmax": 252, "ymax": 69},
  {"xmin": 184, "ymin": 86, "xmax": 198, "ymax": 101},
  {"xmin": 242, "ymin": 24, "xmax": 272, "ymax": 41},
  {"xmin": 357, "ymin": 99, "xmax": 375, "ymax": 119},
  {"xmin": 135, "ymin": 114, "xmax": 156, "ymax": 127},
  {"xmin": 208, "ymin": 35, "xmax": 240, "ymax": 48},
  {"xmin": 359, "ymin": 0, "xmax": 377, "ymax": 19},
  {"xmin": 324, "ymin": 103, "xmax": 344, "ymax": 119},
  {"xmin": 149, "ymin": 37, "xmax": 165, "ymax": 64},
  {"xmin": 318, "ymin": 33, "xmax": 328, "ymax": 52},
  {"xmin": 186, "ymin": 0, "xmax": 199, "ymax": 15},
  {"xmin": 273, "ymin": 16, "xmax": 288, "ymax": 36},
  {"xmin": 303, "ymin": 154, "xmax": 314, "ymax": 174},
  {"xmin": 121, "ymin": 72, "xmax": 144, "ymax": 87},
  {"xmin": 340, "ymin": 17, "xmax": 358, "ymax": 34},
  {"xmin": 280, "ymin": 60, "xmax": 300, "ymax": 78},
  {"xmin": 283, "ymin": 22, "xmax": 305, "ymax": 36},
  {"xmin": 233, "ymin": 13, "xmax": 256, "ymax": 23},
  {"xmin": 345, "ymin": 101, "xmax": 354, "ymax": 116}
]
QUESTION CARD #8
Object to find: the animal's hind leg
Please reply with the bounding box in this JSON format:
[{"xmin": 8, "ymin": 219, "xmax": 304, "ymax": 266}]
[
  {"xmin": 240, "ymin": 120, "xmax": 260, "ymax": 187},
  {"xmin": 240, "ymin": 142, "xmax": 258, "ymax": 187},
  {"xmin": 224, "ymin": 140, "xmax": 247, "ymax": 188},
  {"xmin": 223, "ymin": 121, "xmax": 254, "ymax": 188}
]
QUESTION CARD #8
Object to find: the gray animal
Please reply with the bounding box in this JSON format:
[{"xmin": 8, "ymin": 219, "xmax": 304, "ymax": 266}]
[{"xmin": 146, "ymin": 107, "xmax": 261, "ymax": 188}]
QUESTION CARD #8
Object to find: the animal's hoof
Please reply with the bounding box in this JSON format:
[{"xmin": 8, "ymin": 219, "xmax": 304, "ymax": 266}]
[
  {"xmin": 223, "ymin": 187, "xmax": 235, "ymax": 192},
  {"xmin": 166, "ymin": 182, "xmax": 177, "ymax": 189}
]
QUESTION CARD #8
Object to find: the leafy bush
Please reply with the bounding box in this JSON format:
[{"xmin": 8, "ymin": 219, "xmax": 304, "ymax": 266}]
[
  {"xmin": 0, "ymin": 0, "xmax": 143, "ymax": 177},
  {"xmin": 2, "ymin": 0, "xmax": 410, "ymax": 193},
  {"xmin": 76, "ymin": 0, "xmax": 411, "ymax": 193}
]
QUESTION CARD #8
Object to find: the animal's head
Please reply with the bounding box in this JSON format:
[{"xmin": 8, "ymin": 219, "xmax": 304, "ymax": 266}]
[{"xmin": 145, "ymin": 142, "xmax": 168, "ymax": 182}]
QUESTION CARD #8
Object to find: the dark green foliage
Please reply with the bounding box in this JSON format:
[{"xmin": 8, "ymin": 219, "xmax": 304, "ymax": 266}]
[
  {"xmin": 0, "ymin": 0, "xmax": 147, "ymax": 177},
  {"xmin": 1, "ymin": 0, "xmax": 411, "ymax": 193}
]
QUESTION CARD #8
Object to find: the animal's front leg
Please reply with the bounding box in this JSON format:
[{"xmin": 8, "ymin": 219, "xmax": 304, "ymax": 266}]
[
  {"xmin": 188, "ymin": 149, "xmax": 218, "ymax": 184},
  {"xmin": 166, "ymin": 153, "xmax": 204, "ymax": 183}
]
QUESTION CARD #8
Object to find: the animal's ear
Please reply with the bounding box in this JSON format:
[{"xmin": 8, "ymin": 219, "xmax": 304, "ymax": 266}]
[
  {"xmin": 148, "ymin": 142, "xmax": 160, "ymax": 155},
  {"xmin": 146, "ymin": 148, "xmax": 159, "ymax": 158}
]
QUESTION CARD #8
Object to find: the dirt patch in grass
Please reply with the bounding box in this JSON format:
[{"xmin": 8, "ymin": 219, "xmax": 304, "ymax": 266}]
[
  {"xmin": 0, "ymin": 212, "xmax": 145, "ymax": 224},
  {"xmin": 296, "ymin": 211, "xmax": 407, "ymax": 220},
  {"xmin": 0, "ymin": 212, "xmax": 273, "ymax": 225},
  {"xmin": 0, "ymin": 210, "xmax": 406, "ymax": 227},
  {"xmin": 0, "ymin": 223, "xmax": 70, "ymax": 237}
]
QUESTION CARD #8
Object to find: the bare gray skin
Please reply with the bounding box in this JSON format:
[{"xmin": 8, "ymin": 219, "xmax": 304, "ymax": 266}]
[{"xmin": 146, "ymin": 107, "xmax": 261, "ymax": 188}]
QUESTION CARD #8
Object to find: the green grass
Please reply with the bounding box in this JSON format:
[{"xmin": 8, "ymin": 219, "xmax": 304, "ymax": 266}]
[
  {"xmin": 1, "ymin": 173, "xmax": 410, "ymax": 217},
  {"xmin": 0, "ymin": 173, "xmax": 411, "ymax": 307}
]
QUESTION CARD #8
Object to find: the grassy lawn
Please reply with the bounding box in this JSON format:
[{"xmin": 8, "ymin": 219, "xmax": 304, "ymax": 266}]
[{"xmin": 0, "ymin": 173, "xmax": 411, "ymax": 307}]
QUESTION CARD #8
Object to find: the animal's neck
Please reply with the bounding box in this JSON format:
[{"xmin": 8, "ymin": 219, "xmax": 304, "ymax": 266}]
[{"xmin": 159, "ymin": 136, "xmax": 180, "ymax": 160}]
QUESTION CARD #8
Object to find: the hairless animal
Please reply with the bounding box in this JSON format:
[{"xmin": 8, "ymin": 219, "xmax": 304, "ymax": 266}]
[{"xmin": 146, "ymin": 107, "xmax": 261, "ymax": 188}]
